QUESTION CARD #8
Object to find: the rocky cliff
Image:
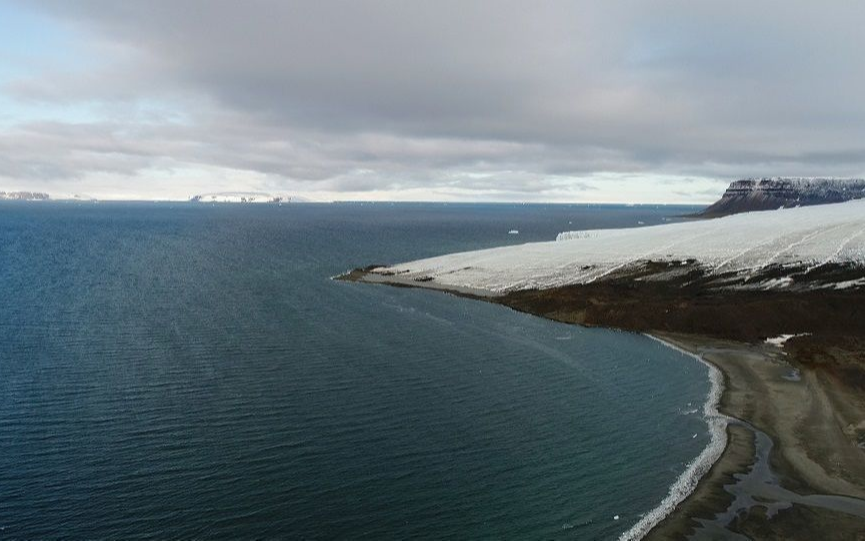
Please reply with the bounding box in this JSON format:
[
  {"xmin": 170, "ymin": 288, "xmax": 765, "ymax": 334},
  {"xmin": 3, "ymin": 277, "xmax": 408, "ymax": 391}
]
[{"xmin": 700, "ymin": 178, "xmax": 865, "ymax": 217}]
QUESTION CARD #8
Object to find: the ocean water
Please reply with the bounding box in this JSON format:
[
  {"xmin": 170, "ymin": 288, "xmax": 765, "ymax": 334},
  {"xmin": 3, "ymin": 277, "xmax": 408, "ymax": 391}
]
[{"xmin": 0, "ymin": 202, "xmax": 711, "ymax": 540}]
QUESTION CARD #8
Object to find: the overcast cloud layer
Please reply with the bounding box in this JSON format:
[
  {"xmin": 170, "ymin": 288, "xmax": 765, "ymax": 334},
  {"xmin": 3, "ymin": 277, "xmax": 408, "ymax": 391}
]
[{"xmin": 2, "ymin": 0, "xmax": 865, "ymax": 201}]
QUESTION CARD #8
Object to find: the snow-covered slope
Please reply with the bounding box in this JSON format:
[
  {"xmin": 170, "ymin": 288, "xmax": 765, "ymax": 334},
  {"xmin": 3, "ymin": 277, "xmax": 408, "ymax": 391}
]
[{"xmin": 371, "ymin": 200, "xmax": 865, "ymax": 295}]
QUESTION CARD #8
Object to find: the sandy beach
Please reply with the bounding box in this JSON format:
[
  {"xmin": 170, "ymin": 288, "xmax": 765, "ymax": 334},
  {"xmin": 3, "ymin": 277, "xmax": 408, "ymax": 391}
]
[{"xmin": 645, "ymin": 333, "xmax": 865, "ymax": 540}]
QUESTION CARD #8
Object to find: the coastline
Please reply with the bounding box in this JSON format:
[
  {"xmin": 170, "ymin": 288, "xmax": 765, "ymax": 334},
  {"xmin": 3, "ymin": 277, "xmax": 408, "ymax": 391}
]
[
  {"xmin": 339, "ymin": 269, "xmax": 865, "ymax": 539},
  {"xmin": 642, "ymin": 333, "xmax": 865, "ymax": 539},
  {"xmin": 617, "ymin": 334, "xmax": 730, "ymax": 540}
]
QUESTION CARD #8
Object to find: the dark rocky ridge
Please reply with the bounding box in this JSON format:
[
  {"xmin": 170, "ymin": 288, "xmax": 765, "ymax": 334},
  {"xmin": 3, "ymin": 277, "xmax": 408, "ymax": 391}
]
[{"xmin": 700, "ymin": 178, "xmax": 865, "ymax": 217}]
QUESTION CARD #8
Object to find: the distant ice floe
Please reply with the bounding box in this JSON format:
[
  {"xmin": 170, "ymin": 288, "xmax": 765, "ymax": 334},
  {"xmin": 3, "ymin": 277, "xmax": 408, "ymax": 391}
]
[{"xmin": 372, "ymin": 200, "xmax": 865, "ymax": 294}]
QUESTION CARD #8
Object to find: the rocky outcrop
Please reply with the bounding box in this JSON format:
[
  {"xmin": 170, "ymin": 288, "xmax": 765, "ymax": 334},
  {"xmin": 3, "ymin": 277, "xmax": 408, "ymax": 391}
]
[{"xmin": 700, "ymin": 178, "xmax": 865, "ymax": 217}]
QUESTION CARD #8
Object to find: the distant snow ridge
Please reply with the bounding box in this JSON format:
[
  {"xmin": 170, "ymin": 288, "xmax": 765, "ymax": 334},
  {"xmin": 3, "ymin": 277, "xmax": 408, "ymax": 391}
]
[
  {"xmin": 373, "ymin": 199, "xmax": 865, "ymax": 294},
  {"xmin": 742, "ymin": 177, "xmax": 865, "ymax": 189}
]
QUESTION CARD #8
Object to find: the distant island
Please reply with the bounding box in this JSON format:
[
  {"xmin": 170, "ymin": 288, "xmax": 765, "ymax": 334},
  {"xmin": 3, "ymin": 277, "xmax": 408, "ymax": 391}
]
[
  {"xmin": 1, "ymin": 190, "xmax": 319, "ymax": 203},
  {"xmin": 0, "ymin": 191, "xmax": 50, "ymax": 201},
  {"xmin": 342, "ymin": 193, "xmax": 865, "ymax": 539},
  {"xmin": 190, "ymin": 192, "xmax": 295, "ymax": 204},
  {"xmin": 698, "ymin": 177, "xmax": 865, "ymax": 217}
]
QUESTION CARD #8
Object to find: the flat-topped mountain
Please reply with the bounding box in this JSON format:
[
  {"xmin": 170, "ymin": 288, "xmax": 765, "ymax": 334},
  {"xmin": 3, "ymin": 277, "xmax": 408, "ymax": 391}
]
[{"xmin": 700, "ymin": 178, "xmax": 865, "ymax": 217}]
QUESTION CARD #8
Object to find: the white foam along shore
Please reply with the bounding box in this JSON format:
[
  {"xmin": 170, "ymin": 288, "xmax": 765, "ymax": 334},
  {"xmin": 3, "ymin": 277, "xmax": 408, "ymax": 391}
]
[
  {"xmin": 617, "ymin": 335, "xmax": 730, "ymax": 541},
  {"xmin": 370, "ymin": 199, "xmax": 865, "ymax": 294}
]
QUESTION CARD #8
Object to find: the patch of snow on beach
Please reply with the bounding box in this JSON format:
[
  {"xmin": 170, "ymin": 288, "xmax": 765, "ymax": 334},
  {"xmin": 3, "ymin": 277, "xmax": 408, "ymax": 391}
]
[
  {"xmin": 372, "ymin": 200, "xmax": 865, "ymax": 294},
  {"xmin": 765, "ymin": 333, "xmax": 810, "ymax": 348}
]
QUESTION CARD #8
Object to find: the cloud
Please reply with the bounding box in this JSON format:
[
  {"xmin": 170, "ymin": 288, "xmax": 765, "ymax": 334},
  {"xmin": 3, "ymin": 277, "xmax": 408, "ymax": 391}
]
[{"xmin": 3, "ymin": 0, "xmax": 865, "ymax": 200}]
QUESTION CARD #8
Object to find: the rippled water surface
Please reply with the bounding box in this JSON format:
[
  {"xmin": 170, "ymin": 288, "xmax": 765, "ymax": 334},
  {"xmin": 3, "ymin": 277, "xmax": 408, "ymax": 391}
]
[{"xmin": 0, "ymin": 202, "xmax": 710, "ymax": 539}]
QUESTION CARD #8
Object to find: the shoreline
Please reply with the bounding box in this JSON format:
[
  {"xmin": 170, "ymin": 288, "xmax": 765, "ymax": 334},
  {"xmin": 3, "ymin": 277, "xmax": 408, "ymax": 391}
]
[
  {"xmin": 617, "ymin": 334, "xmax": 730, "ymax": 540},
  {"xmin": 644, "ymin": 333, "xmax": 865, "ymax": 539},
  {"xmin": 339, "ymin": 269, "xmax": 865, "ymax": 539}
]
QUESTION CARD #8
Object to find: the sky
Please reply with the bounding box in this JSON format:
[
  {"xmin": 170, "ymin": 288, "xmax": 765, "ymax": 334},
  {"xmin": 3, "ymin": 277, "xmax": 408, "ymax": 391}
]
[{"xmin": 2, "ymin": 1, "xmax": 865, "ymax": 203}]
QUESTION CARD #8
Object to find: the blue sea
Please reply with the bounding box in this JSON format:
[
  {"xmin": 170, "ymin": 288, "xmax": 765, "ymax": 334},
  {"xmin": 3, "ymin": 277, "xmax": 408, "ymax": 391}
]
[{"xmin": 0, "ymin": 202, "xmax": 711, "ymax": 539}]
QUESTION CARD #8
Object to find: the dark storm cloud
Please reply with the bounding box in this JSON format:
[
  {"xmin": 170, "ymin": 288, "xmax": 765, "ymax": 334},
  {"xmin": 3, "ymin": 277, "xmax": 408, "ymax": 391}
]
[{"xmin": 5, "ymin": 0, "xmax": 865, "ymax": 198}]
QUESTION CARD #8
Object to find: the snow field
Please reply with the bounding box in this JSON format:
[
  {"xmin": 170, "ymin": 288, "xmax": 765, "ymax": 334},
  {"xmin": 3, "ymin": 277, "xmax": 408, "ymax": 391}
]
[{"xmin": 374, "ymin": 200, "xmax": 865, "ymax": 294}]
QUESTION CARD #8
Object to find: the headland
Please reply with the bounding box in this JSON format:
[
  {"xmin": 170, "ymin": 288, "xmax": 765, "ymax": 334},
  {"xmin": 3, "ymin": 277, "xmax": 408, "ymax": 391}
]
[{"xmin": 338, "ymin": 198, "xmax": 865, "ymax": 539}]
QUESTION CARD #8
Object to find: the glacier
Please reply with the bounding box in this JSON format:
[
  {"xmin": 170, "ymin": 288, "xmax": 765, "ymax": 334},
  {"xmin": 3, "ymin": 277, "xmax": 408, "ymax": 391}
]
[{"xmin": 369, "ymin": 200, "xmax": 865, "ymax": 295}]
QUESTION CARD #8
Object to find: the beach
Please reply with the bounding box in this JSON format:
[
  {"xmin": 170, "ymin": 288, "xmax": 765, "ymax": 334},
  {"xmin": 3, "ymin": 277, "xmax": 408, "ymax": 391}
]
[
  {"xmin": 645, "ymin": 333, "xmax": 865, "ymax": 539},
  {"xmin": 341, "ymin": 268, "xmax": 865, "ymax": 539}
]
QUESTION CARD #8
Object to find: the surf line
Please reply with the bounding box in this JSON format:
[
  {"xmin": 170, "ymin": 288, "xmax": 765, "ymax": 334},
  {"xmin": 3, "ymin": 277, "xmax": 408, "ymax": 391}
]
[{"xmin": 617, "ymin": 334, "xmax": 732, "ymax": 541}]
